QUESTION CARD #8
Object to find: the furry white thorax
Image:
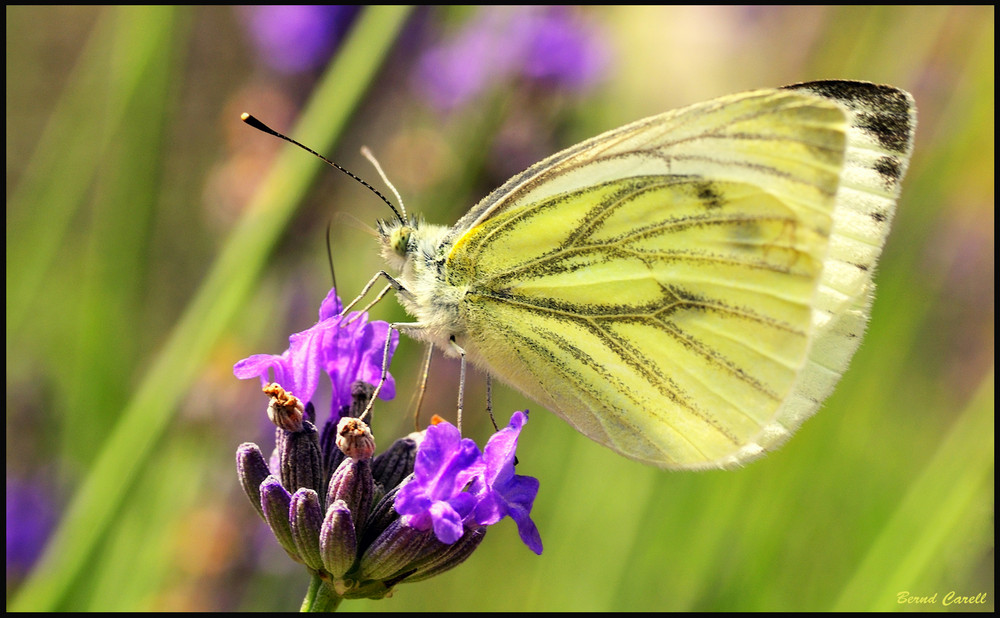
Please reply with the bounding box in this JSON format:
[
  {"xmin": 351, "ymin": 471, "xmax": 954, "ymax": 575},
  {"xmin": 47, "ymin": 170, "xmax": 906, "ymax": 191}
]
[{"xmin": 377, "ymin": 218, "xmax": 469, "ymax": 356}]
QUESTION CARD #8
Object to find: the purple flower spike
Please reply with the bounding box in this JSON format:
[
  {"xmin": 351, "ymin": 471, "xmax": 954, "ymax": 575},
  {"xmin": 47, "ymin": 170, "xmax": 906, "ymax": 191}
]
[
  {"xmin": 234, "ymin": 405, "xmax": 542, "ymax": 602},
  {"xmin": 472, "ymin": 411, "xmax": 542, "ymax": 554},
  {"xmin": 394, "ymin": 422, "xmax": 482, "ymax": 544},
  {"xmin": 414, "ymin": 7, "xmax": 609, "ymax": 112}
]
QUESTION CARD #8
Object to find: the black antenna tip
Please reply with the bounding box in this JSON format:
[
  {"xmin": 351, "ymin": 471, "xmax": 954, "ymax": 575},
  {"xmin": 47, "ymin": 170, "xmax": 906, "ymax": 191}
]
[{"xmin": 241, "ymin": 113, "xmax": 278, "ymax": 136}]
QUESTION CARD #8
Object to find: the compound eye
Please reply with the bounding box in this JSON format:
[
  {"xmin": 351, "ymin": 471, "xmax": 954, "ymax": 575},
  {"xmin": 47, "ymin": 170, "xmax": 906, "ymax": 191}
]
[{"xmin": 392, "ymin": 226, "xmax": 411, "ymax": 256}]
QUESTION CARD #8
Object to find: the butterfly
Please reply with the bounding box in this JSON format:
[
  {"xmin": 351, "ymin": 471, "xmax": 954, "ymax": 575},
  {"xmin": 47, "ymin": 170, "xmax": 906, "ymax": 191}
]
[{"xmin": 368, "ymin": 80, "xmax": 917, "ymax": 470}]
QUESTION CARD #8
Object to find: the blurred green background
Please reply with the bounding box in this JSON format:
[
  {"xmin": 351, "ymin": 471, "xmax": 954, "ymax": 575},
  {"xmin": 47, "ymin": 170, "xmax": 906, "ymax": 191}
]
[{"xmin": 6, "ymin": 5, "xmax": 993, "ymax": 612}]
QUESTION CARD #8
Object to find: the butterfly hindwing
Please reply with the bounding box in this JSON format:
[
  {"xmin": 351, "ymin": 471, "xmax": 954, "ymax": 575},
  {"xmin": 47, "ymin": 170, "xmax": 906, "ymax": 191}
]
[{"xmin": 451, "ymin": 172, "xmax": 832, "ymax": 467}]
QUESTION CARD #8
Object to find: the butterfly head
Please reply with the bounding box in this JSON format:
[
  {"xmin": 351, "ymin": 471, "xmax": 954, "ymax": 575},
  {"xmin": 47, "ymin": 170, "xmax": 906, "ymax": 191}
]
[
  {"xmin": 376, "ymin": 217, "xmax": 415, "ymax": 273},
  {"xmin": 375, "ymin": 215, "xmax": 457, "ymax": 343},
  {"xmin": 389, "ymin": 224, "xmax": 412, "ymax": 258}
]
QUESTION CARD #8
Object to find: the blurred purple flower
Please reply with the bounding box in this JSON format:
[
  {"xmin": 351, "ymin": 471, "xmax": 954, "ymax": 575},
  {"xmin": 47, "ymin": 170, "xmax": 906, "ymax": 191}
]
[
  {"xmin": 234, "ymin": 287, "xmax": 398, "ymax": 420},
  {"xmin": 6, "ymin": 477, "xmax": 57, "ymax": 577},
  {"xmin": 394, "ymin": 412, "xmax": 542, "ymax": 553},
  {"xmin": 519, "ymin": 8, "xmax": 608, "ymax": 91},
  {"xmin": 241, "ymin": 6, "xmax": 361, "ymax": 75},
  {"xmin": 415, "ymin": 6, "xmax": 610, "ymax": 112}
]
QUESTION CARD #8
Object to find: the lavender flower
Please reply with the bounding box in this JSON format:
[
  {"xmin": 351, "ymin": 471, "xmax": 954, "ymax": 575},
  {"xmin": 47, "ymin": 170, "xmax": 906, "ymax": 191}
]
[
  {"xmin": 236, "ymin": 395, "xmax": 541, "ymax": 603},
  {"xmin": 234, "ymin": 287, "xmax": 397, "ymax": 422},
  {"xmin": 234, "ymin": 288, "xmax": 541, "ymax": 608},
  {"xmin": 393, "ymin": 421, "xmax": 481, "ymax": 544},
  {"xmin": 240, "ymin": 6, "xmax": 361, "ymax": 75},
  {"xmin": 414, "ymin": 6, "xmax": 610, "ymax": 111},
  {"xmin": 394, "ymin": 411, "xmax": 542, "ymax": 555}
]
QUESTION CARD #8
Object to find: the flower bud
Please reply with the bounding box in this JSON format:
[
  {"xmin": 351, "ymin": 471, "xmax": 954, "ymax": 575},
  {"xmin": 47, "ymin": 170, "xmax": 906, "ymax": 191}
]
[
  {"xmin": 349, "ymin": 381, "xmax": 375, "ymax": 417},
  {"xmin": 320, "ymin": 499, "xmax": 356, "ymax": 578},
  {"xmin": 290, "ymin": 488, "xmax": 325, "ymax": 571},
  {"xmin": 359, "ymin": 483, "xmax": 403, "ymax": 553},
  {"xmin": 372, "ymin": 433, "xmax": 421, "ymax": 490},
  {"xmin": 259, "ymin": 476, "xmax": 298, "ymax": 562},
  {"xmin": 356, "ymin": 520, "xmax": 442, "ymax": 582},
  {"xmin": 263, "ymin": 382, "xmax": 304, "ymax": 432},
  {"xmin": 327, "ymin": 458, "xmax": 374, "ymax": 538},
  {"xmin": 237, "ymin": 443, "xmax": 271, "ymax": 520},
  {"xmin": 276, "ymin": 421, "xmax": 322, "ymax": 495},
  {"xmin": 320, "ymin": 382, "xmax": 376, "ymax": 480},
  {"xmin": 404, "ymin": 526, "xmax": 487, "ymax": 583},
  {"xmin": 336, "ymin": 417, "xmax": 376, "ymax": 461}
]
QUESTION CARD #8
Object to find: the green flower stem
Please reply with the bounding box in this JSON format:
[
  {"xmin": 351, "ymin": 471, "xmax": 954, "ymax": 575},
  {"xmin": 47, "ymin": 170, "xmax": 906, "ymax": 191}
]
[
  {"xmin": 8, "ymin": 6, "xmax": 413, "ymax": 612},
  {"xmin": 302, "ymin": 575, "xmax": 343, "ymax": 613}
]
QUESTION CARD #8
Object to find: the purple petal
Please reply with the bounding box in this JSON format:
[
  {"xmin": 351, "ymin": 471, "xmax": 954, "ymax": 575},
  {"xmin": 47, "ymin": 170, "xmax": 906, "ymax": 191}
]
[
  {"xmin": 392, "ymin": 421, "xmax": 485, "ymax": 544},
  {"xmin": 234, "ymin": 287, "xmax": 397, "ymax": 420},
  {"xmin": 325, "ymin": 316, "xmax": 398, "ymax": 415},
  {"xmin": 428, "ymin": 500, "xmax": 467, "ymax": 545},
  {"xmin": 415, "ymin": 426, "xmax": 481, "ymax": 501},
  {"xmin": 481, "ymin": 410, "xmax": 528, "ymax": 486},
  {"xmin": 471, "ymin": 411, "xmax": 543, "ymax": 554},
  {"xmin": 318, "ymin": 287, "xmax": 344, "ymax": 320}
]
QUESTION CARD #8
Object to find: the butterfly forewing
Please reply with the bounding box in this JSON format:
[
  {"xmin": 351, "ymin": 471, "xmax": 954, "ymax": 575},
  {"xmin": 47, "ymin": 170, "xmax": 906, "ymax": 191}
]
[
  {"xmin": 384, "ymin": 81, "xmax": 915, "ymax": 468},
  {"xmin": 439, "ymin": 82, "xmax": 914, "ymax": 468}
]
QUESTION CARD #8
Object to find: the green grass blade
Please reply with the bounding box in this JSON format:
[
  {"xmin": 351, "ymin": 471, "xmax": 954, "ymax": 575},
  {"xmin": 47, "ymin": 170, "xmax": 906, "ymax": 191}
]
[{"xmin": 833, "ymin": 369, "xmax": 994, "ymax": 611}]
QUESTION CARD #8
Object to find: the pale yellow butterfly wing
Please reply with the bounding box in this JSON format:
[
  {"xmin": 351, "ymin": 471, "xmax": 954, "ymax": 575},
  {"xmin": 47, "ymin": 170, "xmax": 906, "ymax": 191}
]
[
  {"xmin": 450, "ymin": 176, "xmax": 829, "ymax": 467},
  {"xmin": 439, "ymin": 81, "xmax": 915, "ymax": 469}
]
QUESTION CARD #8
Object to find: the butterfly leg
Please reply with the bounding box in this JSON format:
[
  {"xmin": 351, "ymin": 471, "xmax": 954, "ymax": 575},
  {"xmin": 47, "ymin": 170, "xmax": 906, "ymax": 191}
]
[
  {"xmin": 340, "ymin": 270, "xmax": 415, "ymax": 318},
  {"xmin": 485, "ymin": 374, "xmax": 499, "ymax": 431},
  {"xmin": 343, "ymin": 284, "xmax": 393, "ymax": 325},
  {"xmin": 409, "ymin": 343, "xmax": 434, "ymax": 430},
  {"xmin": 448, "ymin": 335, "xmax": 467, "ymax": 434},
  {"xmin": 361, "ymin": 320, "xmax": 422, "ymax": 422}
]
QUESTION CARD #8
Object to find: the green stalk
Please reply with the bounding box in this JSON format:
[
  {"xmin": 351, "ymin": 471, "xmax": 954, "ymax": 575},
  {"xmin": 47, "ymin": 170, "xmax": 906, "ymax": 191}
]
[{"xmin": 301, "ymin": 576, "xmax": 343, "ymax": 612}]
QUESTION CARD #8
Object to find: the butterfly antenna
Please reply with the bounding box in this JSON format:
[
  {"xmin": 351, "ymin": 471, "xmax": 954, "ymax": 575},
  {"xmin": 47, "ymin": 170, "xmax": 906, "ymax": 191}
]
[
  {"xmin": 240, "ymin": 113, "xmax": 406, "ymax": 225},
  {"xmin": 325, "ymin": 221, "xmax": 338, "ymax": 292},
  {"xmin": 360, "ymin": 146, "xmax": 407, "ymax": 225}
]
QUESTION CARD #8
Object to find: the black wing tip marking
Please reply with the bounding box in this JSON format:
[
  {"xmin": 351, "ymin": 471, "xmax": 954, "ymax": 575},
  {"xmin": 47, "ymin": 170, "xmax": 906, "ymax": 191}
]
[{"xmin": 782, "ymin": 80, "xmax": 916, "ymax": 155}]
